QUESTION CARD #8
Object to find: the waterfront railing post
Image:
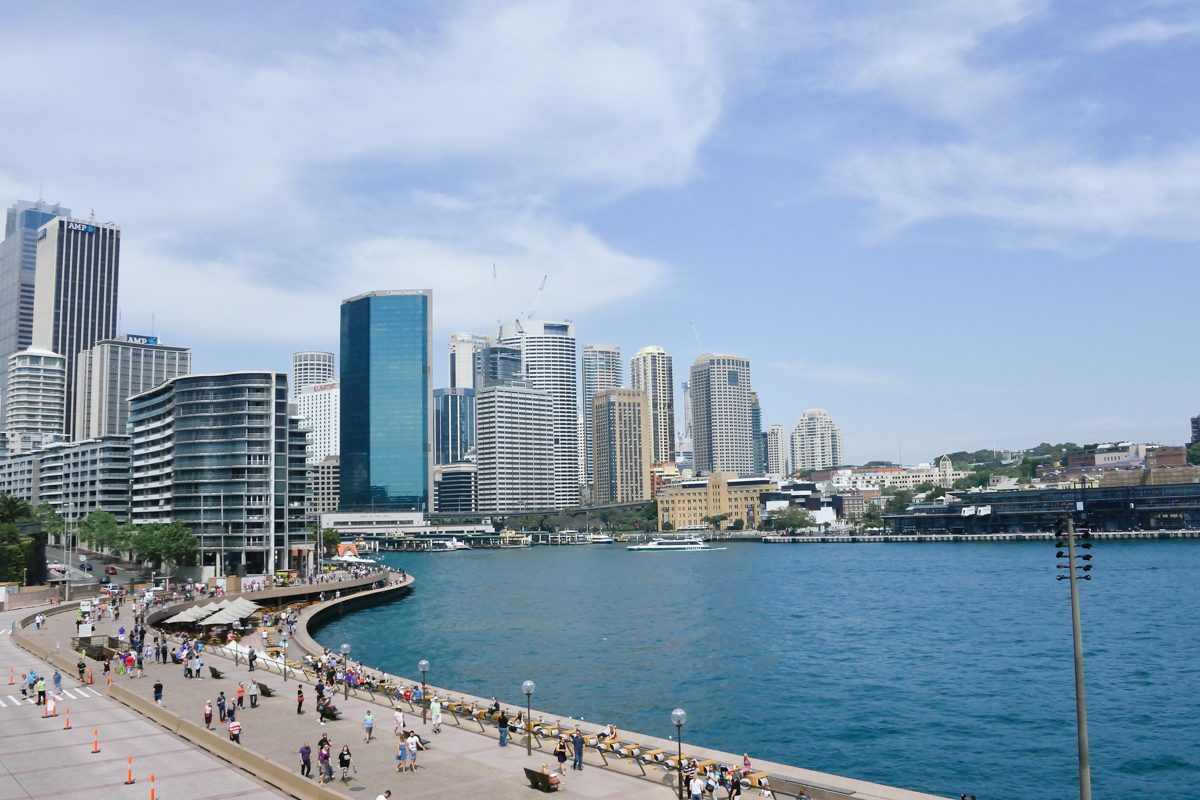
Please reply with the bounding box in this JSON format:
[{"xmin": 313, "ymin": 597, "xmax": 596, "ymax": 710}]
[
  {"xmin": 671, "ymin": 708, "xmax": 686, "ymax": 799},
  {"xmin": 1066, "ymin": 516, "xmax": 1093, "ymax": 800}
]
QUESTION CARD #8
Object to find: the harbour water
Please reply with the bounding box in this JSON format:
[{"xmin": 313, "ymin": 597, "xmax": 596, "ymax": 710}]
[{"xmin": 311, "ymin": 540, "xmax": 1200, "ymax": 799}]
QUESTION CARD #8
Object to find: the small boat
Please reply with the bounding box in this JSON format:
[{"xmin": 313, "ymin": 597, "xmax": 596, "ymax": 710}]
[
  {"xmin": 427, "ymin": 538, "xmax": 471, "ymax": 552},
  {"xmin": 627, "ymin": 537, "xmax": 711, "ymax": 552},
  {"xmin": 588, "ymin": 533, "xmax": 615, "ymax": 544}
]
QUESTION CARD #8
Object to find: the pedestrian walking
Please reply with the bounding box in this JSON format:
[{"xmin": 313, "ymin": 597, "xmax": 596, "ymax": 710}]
[
  {"xmin": 217, "ymin": 692, "xmax": 227, "ymax": 721},
  {"xmin": 406, "ymin": 732, "xmax": 420, "ymax": 771},
  {"xmin": 35, "ymin": 676, "xmax": 46, "ymax": 705},
  {"xmin": 395, "ymin": 738, "xmax": 408, "ymax": 774},
  {"xmin": 204, "ymin": 701, "xmax": 213, "ymax": 729},
  {"xmin": 77, "ymin": 659, "xmax": 86, "ymax": 682},
  {"xmin": 363, "ymin": 710, "xmax": 375, "ymax": 743},
  {"xmin": 338, "ymin": 745, "xmax": 353, "ymax": 782},
  {"xmin": 498, "ymin": 709, "xmax": 509, "ymax": 747},
  {"xmin": 430, "ymin": 697, "xmax": 442, "ymax": 734},
  {"xmin": 249, "ymin": 680, "xmax": 259, "ymax": 709},
  {"xmin": 236, "ymin": 683, "xmax": 245, "ymax": 709},
  {"xmin": 318, "ymin": 745, "xmax": 332, "ymax": 784},
  {"xmin": 248, "ymin": 649, "xmax": 257, "ymax": 672},
  {"xmin": 297, "ymin": 686, "xmax": 305, "ymax": 715},
  {"xmin": 299, "ymin": 742, "xmax": 312, "ymax": 778},
  {"xmin": 228, "ymin": 717, "xmax": 242, "ymax": 745},
  {"xmin": 571, "ymin": 728, "xmax": 585, "ymax": 770},
  {"xmin": 690, "ymin": 774, "xmax": 706, "ymax": 800},
  {"xmin": 53, "ymin": 671, "xmax": 62, "ymax": 695},
  {"xmin": 153, "ymin": 679, "xmax": 163, "ymax": 706},
  {"xmin": 393, "ymin": 708, "xmax": 405, "ymax": 736},
  {"xmin": 554, "ymin": 736, "xmax": 568, "ymax": 773},
  {"xmin": 135, "ymin": 652, "xmax": 144, "ymax": 678},
  {"xmin": 375, "ymin": 792, "xmax": 391, "ymax": 800}
]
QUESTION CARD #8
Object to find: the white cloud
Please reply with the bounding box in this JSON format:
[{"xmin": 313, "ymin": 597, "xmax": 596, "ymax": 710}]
[{"xmin": 1090, "ymin": 18, "xmax": 1200, "ymax": 50}]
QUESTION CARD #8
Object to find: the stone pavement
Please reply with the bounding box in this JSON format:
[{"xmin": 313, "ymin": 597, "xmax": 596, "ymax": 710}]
[
  {"xmin": 0, "ymin": 608, "xmax": 288, "ymax": 800},
  {"xmin": 25, "ymin": 607, "xmax": 677, "ymax": 800}
]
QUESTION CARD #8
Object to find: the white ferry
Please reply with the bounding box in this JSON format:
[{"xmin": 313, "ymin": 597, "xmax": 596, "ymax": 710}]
[
  {"xmin": 588, "ymin": 533, "xmax": 615, "ymax": 544},
  {"xmin": 627, "ymin": 537, "xmax": 711, "ymax": 552},
  {"xmin": 427, "ymin": 538, "xmax": 471, "ymax": 552}
]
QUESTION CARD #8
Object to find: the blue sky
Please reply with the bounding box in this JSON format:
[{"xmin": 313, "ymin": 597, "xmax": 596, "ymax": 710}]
[{"xmin": 1, "ymin": 1, "xmax": 1197, "ymax": 463}]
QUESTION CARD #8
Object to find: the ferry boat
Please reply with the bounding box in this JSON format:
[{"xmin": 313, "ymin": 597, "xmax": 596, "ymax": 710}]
[
  {"xmin": 588, "ymin": 533, "xmax": 615, "ymax": 544},
  {"xmin": 427, "ymin": 538, "xmax": 471, "ymax": 552},
  {"xmin": 627, "ymin": 537, "xmax": 711, "ymax": 552}
]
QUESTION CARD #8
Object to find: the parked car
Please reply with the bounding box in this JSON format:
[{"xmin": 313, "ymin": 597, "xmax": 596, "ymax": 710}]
[
  {"xmin": 104, "ymin": 566, "xmax": 118, "ymax": 575},
  {"xmin": 82, "ymin": 562, "xmax": 93, "ymax": 572},
  {"xmin": 99, "ymin": 575, "xmax": 111, "ymax": 584}
]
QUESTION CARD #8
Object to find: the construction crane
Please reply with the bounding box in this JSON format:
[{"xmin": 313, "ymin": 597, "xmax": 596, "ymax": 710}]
[
  {"xmin": 527, "ymin": 275, "xmax": 548, "ymax": 319},
  {"xmin": 689, "ymin": 322, "xmax": 705, "ymax": 354},
  {"xmin": 492, "ymin": 264, "xmax": 502, "ymax": 325}
]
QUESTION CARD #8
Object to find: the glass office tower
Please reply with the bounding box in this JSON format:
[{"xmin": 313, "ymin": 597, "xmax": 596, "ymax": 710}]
[{"xmin": 340, "ymin": 290, "xmax": 433, "ymax": 510}]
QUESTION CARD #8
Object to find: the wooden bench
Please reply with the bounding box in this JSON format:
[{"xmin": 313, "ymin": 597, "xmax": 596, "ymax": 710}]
[
  {"xmin": 522, "ymin": 767, "xmax": 559, "ymax": 792},
  {"xmin": 256, "ymin": 682, "xmax": 275, "ymax": 698},
  {"xmin": 317, "ymin": 703, "xmax": 342, "ymax": 721},
  {"xmin": 208, "ymin": 666, "xmax": 224, "ymax": 679}
]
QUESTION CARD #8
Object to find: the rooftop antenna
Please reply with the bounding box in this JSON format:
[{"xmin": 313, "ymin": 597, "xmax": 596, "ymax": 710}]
[
  {"xmin": 492, "ymin": 264, "xmax": 502, "ymax": 325},
  {"xmin": 151, "ymin": 311, "xmax": 155, "ymax": 338},
  {"xmin": 38, "ymin": 180, "xmax": 43, "ymax": 203},
  {"xmin": 898, "ymin": 435, "xmax": 903, "ymax": 468},
  {"xmin": 689, "ymin": 322, "xmax": 705, "ymax": 354},
  {"xmin": 89, "ymin": 209, "xmax": 95, "ymax": 221},
  {"xmin": 526, "ymin": 275, "xmax": 547, "ymax": 319}
]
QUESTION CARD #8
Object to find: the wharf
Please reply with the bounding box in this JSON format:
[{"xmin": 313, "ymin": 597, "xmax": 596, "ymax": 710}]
[{"xmin": 763, "ymin": 529, "xmax": 1200, "ymax": 543}]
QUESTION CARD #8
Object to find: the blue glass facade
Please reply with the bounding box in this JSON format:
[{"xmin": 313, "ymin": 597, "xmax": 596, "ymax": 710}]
[
  {"xmin": 433, "ymin": 387, "xmax": 475, "ymax": 465},
  {"xmin": 340, "ymin": 290, "xmax": 433, "ymax": 510}
]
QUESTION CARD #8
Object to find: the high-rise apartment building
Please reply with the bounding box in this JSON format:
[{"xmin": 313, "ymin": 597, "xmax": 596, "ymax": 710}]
[
  {"xmin": 592, "ymin": 388, "xmax": 651, "ymax": 504},
  {"xmin": 689, "ymin": 353, "xmax": 754, "ymax": 477},
  {"xmin": 682, "ymin": 380, "xmax": 692, "ymax": 438},
  {"xmin": 475, "ymin": 380, "xmax": 554, "ymax": 512},
  {"xmin": 36, "ymin": 435, "xmax": 132, "ymax": 524},
  {"xmin": 292, "ymin": 351, "xmax": 335, "ymax": 396},
  {"xmin": 73, "ymin": 335, "xmax": 192, "ymax": 440},
  {"xmin": 340, "ymin": 290, "xmax": 433, "ymax": 511},
  {"xmin": 629, "ymin": 346, "xmax": 675, "ymax": 465},
  {"xmin": 0, "ymin": 200, "xmax": 70, "ymax": 420},
  {"xmin": 767, "ymin": 425, "xmax": 789, "ymax": 477},
  {"xmin": 433, "ymin": 387, "xmax": 475, "ymax": 465},
  {"xmin": 297, "ymin": 381, "xmax": 339, "ymax": 464},
  {"xmin": 449, "ymin": 333, "xmax": 489, "ymax": 389},
  {"xmin": 435, "ymin": 461, "xmax": 478, "ymax": 512},
  {"xmin": 751, "ymin": 393, "xmax": 765, "ymax": 475},
  {"xmin": 6, "ymin": 348, "xmax": 67, "ymax": 453},
  {"xmin": 581, "ymin": 344, "xmax": 622, "ymax": 492},
  {"xmin": 32, "ymin": 216, "xmax": 120, "ymax": 439},
  {"xmin": 790, "ymin": 409, "xmax": 844, "ymax": 471},
  {"xmin": 129, "ymin": 371, "xmax": 309, "ymax": 577},
  {"xmin": 495, "ymin": 320, "xmax": 579, "ymax": 509},
  {"xmin": 306, "ymin": 455, "xmax": 340, "ymax": 516}
]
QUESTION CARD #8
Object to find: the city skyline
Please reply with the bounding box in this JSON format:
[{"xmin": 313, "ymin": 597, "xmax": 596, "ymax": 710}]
[{"xmin": 1, "ymin": 3, "xmax": 1197, "ymax": 464}]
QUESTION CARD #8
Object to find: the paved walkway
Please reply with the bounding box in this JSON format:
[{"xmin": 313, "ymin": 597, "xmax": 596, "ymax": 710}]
[
  {"xmin": 24, "ymin": 607, "xmax": 676, "ymax": 800},
  {"xmin": 0, "ymin": 608, "xmax": 288, "ymax": 800}
]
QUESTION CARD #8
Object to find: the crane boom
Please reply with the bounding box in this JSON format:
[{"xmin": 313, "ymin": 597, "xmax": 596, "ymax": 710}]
[{"xmin": 527, "ymin": 275, "xmax": 548, "ymax": 319}]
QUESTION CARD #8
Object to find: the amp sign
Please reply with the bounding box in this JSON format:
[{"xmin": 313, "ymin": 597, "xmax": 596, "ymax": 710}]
[
  {"xmin": 127, "ymin": 335, "xmax": 158, "ymax": 345},
  {"xmin": 66, "ymin": 221, "xmax": 96, "ymax": 233}
]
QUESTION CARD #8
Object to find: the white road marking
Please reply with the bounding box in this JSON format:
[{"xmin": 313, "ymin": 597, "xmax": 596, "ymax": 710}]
[
  {"xmin": 7, "ymin": 696, "xmax": 19, "ymax": 705},
  {"xmin": 62, "ymin": 689, "xmax": 77, "ymax": 699}
]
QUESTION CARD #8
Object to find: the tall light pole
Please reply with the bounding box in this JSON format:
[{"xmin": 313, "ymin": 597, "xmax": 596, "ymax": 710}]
[
  {"xmin": 522, "ymin": 681, "xmax": 535, "ymax": 756},
  {"xmin": 340, "ymin": 643, "xmax": 351, "ymax": 699},
  {"xmin": 418, "ymin": 660, "xmax": 429, "ymax": 723},
  {"xmin": 1055, "ymin": 514, "xmax": 1093, "ymax": 800},
  {"xmin": 671, "ymin": 709, "xmax": 686, "ymax": 799},
  {"xmin": 280, "ymin": 631, "xmax": 289, "ymax": 682}
]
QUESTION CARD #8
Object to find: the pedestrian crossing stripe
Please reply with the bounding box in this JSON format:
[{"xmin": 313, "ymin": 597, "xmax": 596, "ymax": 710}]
[
  {"xmin": 62, "ymin": 689, "xmax": 77, "ymax": 699},
  {"xmin": 6, "ymin": 696, "xmax": 19, "ymax": 705},
  {"xmin": 0, "ymin": 696, "xmax": 6, "ymax": 707}
]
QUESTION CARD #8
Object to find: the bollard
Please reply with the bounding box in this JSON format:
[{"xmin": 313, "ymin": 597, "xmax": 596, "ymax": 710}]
[
  {"xmin": 65, "ymin": 708, "xmax": 70, "ymax": 729},
  {"xmin": 150, "ymin": 774, "xmax": 154, "ymax": 800},
  {"xmin": 125, "ymin": 756, "xmax": 135, "ymax": 785},
  {"xmin": 88, "ymin": 668, "xmax": 93, "ymax": 685},
  {"xmin": 92, "ymin": 729, "xmax": 100, "ymax": 753},
  {"xmin": 8, "ymin": 668, "xmax": 11, "ymax": 685}
]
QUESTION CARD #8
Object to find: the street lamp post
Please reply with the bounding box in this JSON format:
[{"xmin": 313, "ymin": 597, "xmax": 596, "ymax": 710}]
[
  {"xmin": 1056, "ymin": 514, "xmax": 1093, "ymax": 800},
  {"xmin": 418, "ymin": 660, "xmax": 430, "ymax": 723},
  {"xmin": 280, "ymin": 631, "xmax": 289, "ymax": 682},
  {"xmin": 340, "ymin": 643, "xmax": 351, "ymax": 699},
  {"xmin": 671, "ymin": 708, "xmax": 687, "ymax": 799},
  {"xmin": 522, "ymin": 680, "xmax": 536, "ymax": 756}
]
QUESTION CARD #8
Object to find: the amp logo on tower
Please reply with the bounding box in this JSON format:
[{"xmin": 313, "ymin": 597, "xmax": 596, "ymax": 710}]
[{"xmin": 66, "ymin": 221, "xmax": 95, "ymax": 233}]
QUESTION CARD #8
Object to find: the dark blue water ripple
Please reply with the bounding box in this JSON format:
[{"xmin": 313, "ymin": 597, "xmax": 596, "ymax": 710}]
[{"xmin": 311, "ymin": 541, "xmax": 1200, "ymax": 799}]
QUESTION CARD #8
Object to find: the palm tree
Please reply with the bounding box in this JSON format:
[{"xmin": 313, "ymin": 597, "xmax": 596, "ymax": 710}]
[{"xmin": 0, "ymin": 494, "xmax": 32, "ymax": 524}]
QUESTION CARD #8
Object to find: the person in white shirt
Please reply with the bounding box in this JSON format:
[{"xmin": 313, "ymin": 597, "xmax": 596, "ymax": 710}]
[
  {"xmin": 405, "ymin": 733, "xmax": 420, "ymax": 770},
  {"xmin": 393, "ymin": 709, "xmax": 405, "ymax": 736},
  {"xmin": 689, "ymin": 775, "xmax": 706, "ymax": 800}
]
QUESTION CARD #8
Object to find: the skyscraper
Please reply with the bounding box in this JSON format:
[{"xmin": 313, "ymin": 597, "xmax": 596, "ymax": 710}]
[
  {"xmin": 750, "ymin": 393, "xmax": 765, "ymax": 475},
  {"xmin": 581, "ymin": 343, "xmax": 622, "ymax": 492},
  {"xmin": 0, "ymin": 200, "xmax": 70, "ymax": 420},
  {"xmin": 767, "ymin": 424, "xmax": 789, "ymax": 477},
  {"xmin": 5, "ymin": 348, "xmax": 67, "ymax": 453},
  {"xmin": 74, "ymin": 335, "xmax": 192, "ymax": 440},
  {"xmin": 592, "ymin": 388, "xmax": 651, "ymax": 504},
  {"xmin": 292, "ymin": 351, "xmax": 335, "ymax": 395},
  {"xmin": 340, "ymin": 290, "xmax": 433, "ymax": 511},
  {"xmin": 790, "ymin": 409, "xmax": 844, "ymax": 471},
  {"xmin": 297, "ymin": 381, "xmax": 339, "ymax": 464},
  {"xmin": 629, "ymin": 345, "xmax": 675, "ymax": 465},
  {"xmin": 495, "ymin": 320, "xmax": 579, "ymax": 509},
  {"xmin": 128, "ymin": 371, "xmax": 309, "ymax": 577},
  {"xmin": 689, "ymin": 353, "xmax": 754, "ymax": 476},
  {"xmin": 473, "ymin": 344, "xmax": 522, "ymax": 388},
  {"xmin": 433, "ymin": 387, "xmax": 475, "ymax": 465},
  {"xmin": 475, "ymin": 380, "xmax": 554, "ymax": 512},
  {"xmin": 32, "ymin": 216, "xmax": 119, "ymax": 439},
  {"xmin": 448, "ymin": 333, "xmax": 489, "ymax": 389}
]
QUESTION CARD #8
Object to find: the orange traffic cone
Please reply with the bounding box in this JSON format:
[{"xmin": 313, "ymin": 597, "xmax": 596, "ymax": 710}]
[
  {"xmin": 125, "ymin": 757, "xmax": 135, "ymax": 785},
  {"xmin": 65, "ymin": 708, "xmax": 70, "ymax": 729},
  {"xmin": 92, "ymin": 729, "xmax": 100, "ymax": 754},
  {"xmin": 150, "ymin": 774, "xmax": 155, "ymax": 800}
]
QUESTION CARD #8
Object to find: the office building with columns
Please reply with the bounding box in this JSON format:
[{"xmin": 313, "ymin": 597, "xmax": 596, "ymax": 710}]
[
  {"xmin": 475, "ymin": 379, "xmax": 555, "ymax": 512},
  {"xmin": 767, "ymin": 424, "xmax": 789, "ymax": 477},
  {"xmin": 629, "ymin": 345, "xmax": 675, "ymax": 465},
  {"xmin": 581, "ymin": 343, "xmax": 622, "ymax": 493},
  {"xmin": 593, "ymin": 387, "xmax": 652, "ymax": 504},
  {"xmin": 74, "ymin": 335, "xmax": 192, "ymax": 440},
  {"xmin": 689, "ymin": 353, "xmax": 754, "ymax": 477}
]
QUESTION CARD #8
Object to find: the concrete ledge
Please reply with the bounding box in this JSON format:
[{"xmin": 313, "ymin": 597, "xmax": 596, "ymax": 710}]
[{"xmin": 290, "ymin": 577, "xmax": 414, "ymax": 659}]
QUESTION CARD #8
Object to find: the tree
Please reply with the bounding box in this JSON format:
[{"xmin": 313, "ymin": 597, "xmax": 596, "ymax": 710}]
[
  {"xmin": 0, "ymin": 523, "xmax": 34, "ymax": 584},
  {"xmin": 661, "ymin": 521, "xmax": 674, "ymax": 531},
  {"xmin": 883, "ymin": 490, "xmax": 914, "ymax": 515},
  {"xmin": 35, "ymin": 503, "xmax": 64, "ymax": 547},
  {"xmin": 1189, "ymin": 442, "xmax": 1200, "ymax": 466},
  {"xmin": 0, "ymin": 495, "xmax": 32, "ymax": 525},
  {"xmin": 767, "ymin": 507, "xmax": 816, "ymax": 530},
  {"xmin": 701, "ymin": 513, "xmax": 731, "ymax": 530},
  {"xmin": 730, "ymin": 517, "xmax": 745, "ymax": 531},
  {"xmin": 321, "ymin": 528, "xmax": 341, "ymax": 554},
  {"xmin": 160, "ymin": 521, "xmax": 199, "ymax": 571},
  {"xmin": 79, "ymin": 511, "xmax": 119, "ymax": 556},
  {"xmin": 861, "ymin": 504, "xmax": 884, "ymax": 528}
]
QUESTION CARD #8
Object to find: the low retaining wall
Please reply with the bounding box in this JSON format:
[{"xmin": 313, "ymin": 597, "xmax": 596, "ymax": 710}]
[{"xmin": 289, "ymin": 577, "xmax": 414, "ymax": 659}]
